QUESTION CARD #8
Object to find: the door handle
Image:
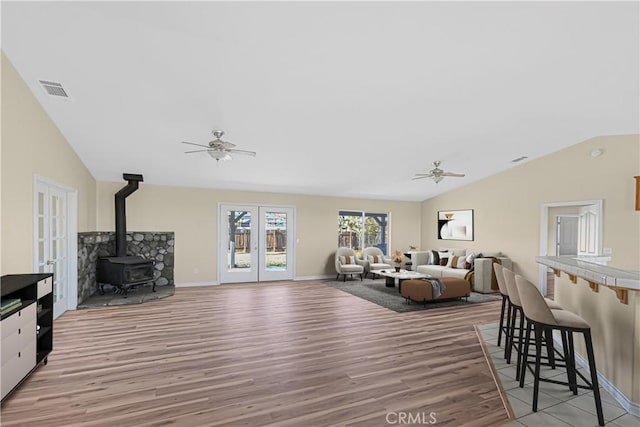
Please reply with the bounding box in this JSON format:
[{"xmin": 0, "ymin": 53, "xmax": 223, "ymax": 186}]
[{"xmin": 46, "ymin": 260, "xmax": 55, "ymax": 265}]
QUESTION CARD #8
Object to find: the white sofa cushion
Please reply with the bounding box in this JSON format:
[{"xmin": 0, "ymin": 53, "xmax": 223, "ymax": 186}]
[
  {"xmin": 369, "ymin": 262, "xmax": 391, "ymax": 270},
  {"xmin": 417, "ymin": 264, "xmax": 470, "ymax": 280}
]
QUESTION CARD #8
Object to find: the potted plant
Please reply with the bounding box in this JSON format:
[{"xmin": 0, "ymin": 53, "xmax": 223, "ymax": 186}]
[{"xmin": 391, "ymin": 250, "xmax": 404, "ymax": 272}]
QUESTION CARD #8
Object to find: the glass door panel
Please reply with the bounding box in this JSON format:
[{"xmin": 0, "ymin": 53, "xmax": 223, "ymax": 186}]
[
  {"xmin": 219, "ymin": 205, "xmax": 259, "ymax": 283},
  {"xmin": 259, "ymin": 207, "xmax": 294, "ymax": 281}
]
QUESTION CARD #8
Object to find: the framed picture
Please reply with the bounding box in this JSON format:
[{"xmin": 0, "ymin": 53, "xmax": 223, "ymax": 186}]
[{"xmin": 438, "ymin": 209, "xmax": 474, "ymax": 241}]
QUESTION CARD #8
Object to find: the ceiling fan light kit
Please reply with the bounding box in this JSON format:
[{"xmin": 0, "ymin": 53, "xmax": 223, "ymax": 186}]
[{"xmin": 208, "ymin": 151, "xmax": 232, "ymax": 162}]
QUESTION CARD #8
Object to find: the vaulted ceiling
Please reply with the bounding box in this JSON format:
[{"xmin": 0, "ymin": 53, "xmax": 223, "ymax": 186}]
[{"xmin": 2, "ymin": 1, "xmax": 638, "ymax": 201}]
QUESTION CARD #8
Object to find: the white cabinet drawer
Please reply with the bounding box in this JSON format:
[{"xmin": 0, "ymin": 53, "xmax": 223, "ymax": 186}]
[
  {"xmin": 1, "ymin": 309, "xmax": 36, "ymax": 364},
  {"xmin": 0, "ymin": 338, "xmax": 36, "ymax": 400},
  {"xmin": 37, "ymin": 276, "xmax": 53, "ymax": 299},
  {"xmin": 1, "ymin": 303, "xmax": 36, "ymax": 340}
]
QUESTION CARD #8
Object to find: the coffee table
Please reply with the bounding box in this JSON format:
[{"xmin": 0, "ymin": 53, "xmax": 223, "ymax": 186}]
[{"xmin": 376, "ymin": 269, "xmax": 429, "ymax": 293}]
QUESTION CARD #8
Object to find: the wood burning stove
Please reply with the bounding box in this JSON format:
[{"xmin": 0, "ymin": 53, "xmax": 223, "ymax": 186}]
[
  {"xmin": 97, "ymin": 256, "xmax": 155, "ymax": 295},
  {"xmin": 96, "ymin": 174, "xmax": 156, "ymax": 296}
]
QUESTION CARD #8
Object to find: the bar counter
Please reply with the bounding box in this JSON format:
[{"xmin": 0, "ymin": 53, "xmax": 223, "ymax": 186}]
[
  {"xmin": 536, "ymin": 255, "xmax": 640, "ymax": 304},
  {"xmin": 536, "ymin": 255, "xmax": 640, "ymax": 414}
]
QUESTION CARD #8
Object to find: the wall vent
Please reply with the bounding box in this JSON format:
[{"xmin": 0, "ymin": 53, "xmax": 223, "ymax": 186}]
[{"xmin": 38, "ymin": 80, "xmax": 69, "ymax": 98}]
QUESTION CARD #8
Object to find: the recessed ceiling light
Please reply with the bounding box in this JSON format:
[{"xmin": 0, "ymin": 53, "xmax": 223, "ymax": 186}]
[{"xmin": 511, "ymin": 156, "xmax": 528, "ymax": 163}]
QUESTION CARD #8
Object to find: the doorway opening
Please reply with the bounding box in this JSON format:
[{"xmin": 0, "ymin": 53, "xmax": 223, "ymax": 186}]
[{"xmin": 538, "ymin": 200, "xmax": 603, "ymax": 297}]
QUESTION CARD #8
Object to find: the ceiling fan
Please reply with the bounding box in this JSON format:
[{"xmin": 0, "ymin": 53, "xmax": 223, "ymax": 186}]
[
  {"xmin": 412, "ymin": 161, "xmax": 465, "ymax": 183},
  {"xmin": 182, "ymin": 130, "xmax": 256, "ymax": 162}
]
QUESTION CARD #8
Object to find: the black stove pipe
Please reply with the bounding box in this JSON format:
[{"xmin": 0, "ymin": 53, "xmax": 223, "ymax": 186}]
[{"xmin": 115, "ymin": 173, "xmax": 143, "ymax": 257}]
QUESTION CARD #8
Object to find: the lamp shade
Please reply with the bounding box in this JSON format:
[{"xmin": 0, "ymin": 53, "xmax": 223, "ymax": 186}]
[{"xmin": 208, "ymin": 150, "xmax": 232, "ymax": 161}]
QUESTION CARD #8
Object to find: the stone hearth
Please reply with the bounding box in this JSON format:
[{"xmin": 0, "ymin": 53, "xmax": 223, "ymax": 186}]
[{"xmin": 78, "ymin": 231, "xmax": 175, "ymax": 304}]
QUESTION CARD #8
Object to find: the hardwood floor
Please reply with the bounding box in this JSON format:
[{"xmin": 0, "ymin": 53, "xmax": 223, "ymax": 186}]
[{"xmin": 0, "ymin": 280, "xmax": 508, "ymax": 426}]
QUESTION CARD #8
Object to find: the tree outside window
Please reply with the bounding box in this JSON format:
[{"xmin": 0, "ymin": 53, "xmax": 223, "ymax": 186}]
[{"xmin": 338, "ymin": 211, "xmax": 388, "ymax": 256}]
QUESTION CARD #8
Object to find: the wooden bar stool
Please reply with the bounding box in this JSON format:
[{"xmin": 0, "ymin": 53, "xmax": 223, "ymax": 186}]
[{"xmin": 515, "ymin": 274, "xmax": 604, "ymax": 426}]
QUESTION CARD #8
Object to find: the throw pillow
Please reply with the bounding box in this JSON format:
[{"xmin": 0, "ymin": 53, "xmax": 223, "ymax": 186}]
[
  {"xmin": 373, "ymin": 255, "xmax": 383, "ymax": 263},
  {"xmin": 340, "ymin": 255, "xmax": 355, "ymax": 265},
  {"xmin": 431, "ymin": 250, "xmax": 440, "ymax": 265},
  {"xmin": 438, "ymin": 251, "xmax": 449, "ymax": 266},
  {"xmin": 465, "ymin": 252, "xmax": 481, "ymax": 269},
  {"xmin": 367, "ymin": 255, "xmax": 374, "ymax": 263},
  {"xmin": 455, "ymin": 256, "xmax": 467, "ymax": 269},
  {"xmin": 447, "ymin": 255, "xmax": 466, "ymax": 268},
  {"xmin": 448, "ymin": 256, "xmax": 458, "ymax": 268}
]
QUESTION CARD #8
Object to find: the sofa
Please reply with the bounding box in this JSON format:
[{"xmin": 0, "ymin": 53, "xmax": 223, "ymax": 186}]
[
  {"xmin": 401, "ymin": 277, "xmax": 471, "ymax": 304},
  {"xmin": 409, "ymin": 249, "xmax": 512, "ymax": 294}
]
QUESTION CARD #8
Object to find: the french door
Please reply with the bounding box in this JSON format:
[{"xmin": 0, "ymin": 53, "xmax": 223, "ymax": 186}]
[
  {"xmin": 34, "ymin": 181, "xmax": 70, "ymax": 318},
  {"xmin": 219, "ymin": 204, "xmax": 295, "ymax": 283}
]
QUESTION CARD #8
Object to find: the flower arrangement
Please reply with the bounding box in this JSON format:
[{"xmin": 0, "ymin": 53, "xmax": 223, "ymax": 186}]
[{"xmin": 391, "ymin": 250, "xmax": 404, "ymax": 265}]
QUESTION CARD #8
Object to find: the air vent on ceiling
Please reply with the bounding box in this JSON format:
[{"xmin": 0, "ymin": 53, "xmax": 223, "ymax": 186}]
[
  {"xmin": 511, "ymin": 156, "xmax": 528, "ymax": 163},
  {"xmin": 38, "ymin": 80, "xmax": 69, "ymax": 98}
]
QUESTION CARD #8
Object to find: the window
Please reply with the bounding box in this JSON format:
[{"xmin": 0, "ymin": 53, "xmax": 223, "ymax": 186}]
[{"xmin": 338, "ymin": 210, "xmax": 389, "ymax": 256}]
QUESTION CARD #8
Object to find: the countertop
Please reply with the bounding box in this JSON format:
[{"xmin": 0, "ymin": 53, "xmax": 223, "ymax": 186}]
[{"xmin": 536, "ymin": 256, "xmax": 640, "ymax": 290}]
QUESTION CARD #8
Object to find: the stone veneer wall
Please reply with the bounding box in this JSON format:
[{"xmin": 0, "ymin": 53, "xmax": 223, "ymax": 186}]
[{"xmin": 77, "ymin": 231, "xmax": 175, "ymax": 304}]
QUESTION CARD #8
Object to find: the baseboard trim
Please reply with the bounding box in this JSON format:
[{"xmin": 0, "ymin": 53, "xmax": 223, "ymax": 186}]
[
  {"xmin": 177, "ymin": 277, "xmax": 333, "ymax": 286},
  {"xmin": 294, "ymin": 275, "xmax": 333, "ymax": 281},
  {"xmin": 552, "ymin": 334, "xmax": 640, "ymax": 417},
  {"xmin": 175, "ymin": 281, "xmax": 219, "ymax": 288}
]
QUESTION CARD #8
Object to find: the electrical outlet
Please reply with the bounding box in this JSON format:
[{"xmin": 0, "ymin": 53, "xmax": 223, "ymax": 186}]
[{"xmin": 193, "ymin": 267, "xmax": 199, "ymax": 274}]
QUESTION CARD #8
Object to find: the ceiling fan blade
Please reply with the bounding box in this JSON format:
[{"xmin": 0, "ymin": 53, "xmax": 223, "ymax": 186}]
[
  {"xmin": 181, "ymin": 141, "xmax": 210, "ymax": 149},
  {"xmin": 442, "ymin": 172, "xmax": 465, "ymax": 177},
  {"xmin": 411, "ymin": 175, "xmax": 431, "ymax": 181},
  {"xmin": 184, "ymin": 149, "xmax": 212, "ymax": 154},
  {"xmin": 227, "ymin": 149, "xmax": 257, "ymax": 156}
]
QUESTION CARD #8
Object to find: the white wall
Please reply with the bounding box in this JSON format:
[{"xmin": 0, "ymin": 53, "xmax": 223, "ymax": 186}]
[
  {"xmin": 1, "ymin": 52, "xmax": 97, "ymax": 274},
  {"xmin": 96, "ymin": 182, "xmax": 422, "ymax": 282}
]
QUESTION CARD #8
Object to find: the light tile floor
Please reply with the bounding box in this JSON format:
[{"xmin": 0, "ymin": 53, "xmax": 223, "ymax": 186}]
[{"xmin": 478, "ymin": 323, "xmax": 640, "ymax": 427}]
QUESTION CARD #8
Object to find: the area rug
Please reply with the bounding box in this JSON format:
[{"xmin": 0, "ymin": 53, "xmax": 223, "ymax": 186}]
[{"xmin": 325, "ymin": 278, "xmax": 500, "ymax": 313}]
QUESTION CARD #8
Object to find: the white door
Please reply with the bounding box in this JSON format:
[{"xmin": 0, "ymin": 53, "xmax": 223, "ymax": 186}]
[
  {"xmin": 556, "ymin": 216, "xmax": 579, "ymax": 256},
  {"xmin": 35, "ymin": 182, "xmax": 69, "ymax": 318},
  {"xmin": 219, "ymin": 204, "xmax": 295, "ymax": 283},
  {"xmin": 220, "ymin": 205, "xmax": 259, "ymax": 283},
  {"xmin": 578, "ymin": 204, "xmax": 599, "ymax": 256}
]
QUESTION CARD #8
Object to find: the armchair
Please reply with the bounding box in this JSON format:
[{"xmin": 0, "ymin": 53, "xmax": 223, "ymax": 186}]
[
  {"xmin": 335, "ymin": 247, "xmax": 365, "ymax": 281},
  {"xmin": 361, "ymin": 247, "xmax": 392, "ymax": 278}
]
